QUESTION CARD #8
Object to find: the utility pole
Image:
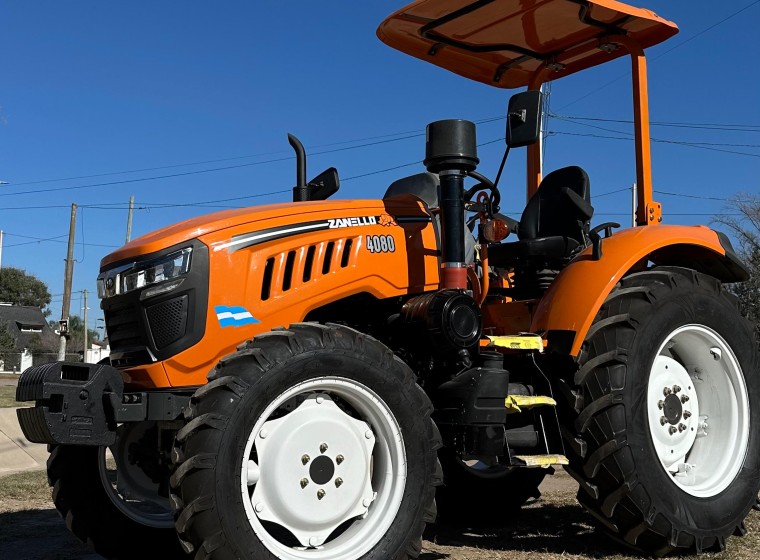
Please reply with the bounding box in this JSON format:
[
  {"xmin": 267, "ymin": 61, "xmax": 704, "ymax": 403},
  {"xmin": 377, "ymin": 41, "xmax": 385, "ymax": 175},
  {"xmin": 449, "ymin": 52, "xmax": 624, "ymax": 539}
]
[
  {"xmin": 0, "ymin": 230, "xmax": 3, "ymax": 269},
  {"xmin": 58, "ymin": 204, "xmax": 77, "ymax": 361},
  {"xmin": 83, "ymin": 289, "xmax": 89, "ymax": 363},
  {"xmin": 126, "ymin": 195, "xmax": 135, "ymax": 243}
]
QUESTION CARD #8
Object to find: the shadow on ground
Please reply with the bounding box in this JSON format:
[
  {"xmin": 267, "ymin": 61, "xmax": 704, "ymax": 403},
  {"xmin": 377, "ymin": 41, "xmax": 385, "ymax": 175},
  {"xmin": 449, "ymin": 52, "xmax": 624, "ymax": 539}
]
[
  {"xmin": 422, "ymin": 501, "xmax": 640, "ymax": 559},
  {"xmin": 0, "ymin": 508, "xmax": 100, "ymax": 560},
  {"xmin": 0, "ymin": 501, "xmax": 626, "ymax": 560}
]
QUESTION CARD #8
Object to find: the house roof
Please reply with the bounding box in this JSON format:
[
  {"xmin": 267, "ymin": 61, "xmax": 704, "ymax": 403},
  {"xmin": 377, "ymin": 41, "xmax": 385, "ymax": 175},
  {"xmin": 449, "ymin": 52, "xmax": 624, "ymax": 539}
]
[{"xmin": 0, "ymin": 305, "xmax": 56, "ymax": 351}]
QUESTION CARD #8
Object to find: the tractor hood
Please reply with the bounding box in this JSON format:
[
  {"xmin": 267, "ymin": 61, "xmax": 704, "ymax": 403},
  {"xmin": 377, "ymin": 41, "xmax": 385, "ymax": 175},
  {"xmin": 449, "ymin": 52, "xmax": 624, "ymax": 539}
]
[{"xmin": 100, "ymin": 199, "xmax": 417, "ymax": 268}]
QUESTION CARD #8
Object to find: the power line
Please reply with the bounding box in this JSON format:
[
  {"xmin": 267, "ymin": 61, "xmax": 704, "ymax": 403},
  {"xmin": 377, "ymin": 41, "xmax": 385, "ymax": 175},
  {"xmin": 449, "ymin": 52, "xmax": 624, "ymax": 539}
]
[
  {"xmin": 558, "ymin": 1, "xmax": 760, "ymax": 109},
  {"xmin": 548, "ymin": 130, "xmax": 760, "ymax": 158},
  {"xmin": 0, "ymin": 135, "xmax": 431, "ymax": 198},
  {"xmin": 552, "ymin": 114, "xmax": 760, "ymax": 132},
  {"xmin": 551, "ymin": 115, "xmax": 760, "ymax": 147},
  {"xmin": 2, "ymin": 231, "xmax": 118, "ymax": 249},
  {"xmin": 4, "ymin": 115, "xmax": 507, "ymax": 190},
  {"xmin": 653, "ymin": 1, "xmax": 760, "ymax": 59}
]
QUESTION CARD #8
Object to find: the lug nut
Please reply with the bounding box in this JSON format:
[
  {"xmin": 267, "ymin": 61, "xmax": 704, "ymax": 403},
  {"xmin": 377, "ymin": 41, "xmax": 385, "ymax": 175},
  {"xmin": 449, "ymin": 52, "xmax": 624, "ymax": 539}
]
[
  {"xmin": 681, "ymin": 395, "xmax": 690, "ymax": 403},
  {"xmin": 678, "ymin": 423, "xmax": 687, "ymax": 432},
  {"xmin": 663, "ymin": 387, "xmax": 672, "ymax": 396},
  {"xmin": 300, "ymin": 478, "xmax": 309, "ymax": 489},
  {"xmin": 335, "ymin": 478, "xmax": 343, "ymax": 488},
  {"xmin": 660, "ymin": 416, "xmax": 668, "ymax": 426},
  {"xmin": 683, "ymin": 410, "xmax": 692, "ymax": 419},
  {"xmin": 672, "ymin": 385, "xmax": 681, "ymax": 394},
  {"xmin": 320, "ymin": 443, "xmax": 328, "ymax": 454},
  {"xmin": 336, "ymin": 455, "xmax": 344, "ymax": 464},
  {"xmin": 657, "ymin": 400, "xmax": 665, "ymax": 409},
  {"xmin": 302, "ymin": 454, "xmax": 310, "ymax": 465},
  {"xmin": 317, "ymin": 489, "xmax": 326, "ymax": 500},
  {"xmin": 669, "ymin": 426, "xmax": 678, "ymax": 435}
]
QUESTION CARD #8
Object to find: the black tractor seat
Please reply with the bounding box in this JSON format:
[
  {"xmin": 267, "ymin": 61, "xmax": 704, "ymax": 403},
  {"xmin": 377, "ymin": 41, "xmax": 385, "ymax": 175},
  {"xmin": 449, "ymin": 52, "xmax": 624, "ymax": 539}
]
[{"xmin": 488, "ymin": 165, "xmax": 593, "ymax": 266}]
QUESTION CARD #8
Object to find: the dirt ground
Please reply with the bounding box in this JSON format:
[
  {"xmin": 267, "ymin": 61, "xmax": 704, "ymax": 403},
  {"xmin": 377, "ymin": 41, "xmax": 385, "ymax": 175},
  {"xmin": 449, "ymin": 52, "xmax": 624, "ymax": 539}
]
[
  {"xmin": 1, "ymin": 375, "xmax": 757, "ymax": 559},
  {"xmin": 1, "ymin": 467, "xmax": 758, "ymax": 560}
]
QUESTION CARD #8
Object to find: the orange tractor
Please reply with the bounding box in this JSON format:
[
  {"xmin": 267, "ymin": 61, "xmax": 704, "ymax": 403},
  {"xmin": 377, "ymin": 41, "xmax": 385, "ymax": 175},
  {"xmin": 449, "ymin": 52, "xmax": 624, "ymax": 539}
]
[{"xmin": 17, "ymin": 1, "xmax": 759, "ymax": 558}]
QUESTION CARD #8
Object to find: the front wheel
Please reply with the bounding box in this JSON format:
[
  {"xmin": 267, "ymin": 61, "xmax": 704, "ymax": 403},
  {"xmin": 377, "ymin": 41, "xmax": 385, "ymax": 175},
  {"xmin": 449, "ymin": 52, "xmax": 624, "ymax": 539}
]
[
  {"xmin": 564, "ymin": 267, "xmax": 760, "ymax": 555},
  {"xmin": 171, "ymin": 323, "xmax": 441, "ymax": 560},
  {"xmin": 47, "ymin": 426, "xmax": 184, "ymax": 559}
]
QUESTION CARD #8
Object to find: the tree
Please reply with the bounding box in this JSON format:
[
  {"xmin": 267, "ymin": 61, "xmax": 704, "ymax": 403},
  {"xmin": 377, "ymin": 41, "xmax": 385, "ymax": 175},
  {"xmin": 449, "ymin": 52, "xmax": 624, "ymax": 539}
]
[
  {"xmin": 715, "ymin": 194, "xmax": 760, "ymax": 340},
  {"xmin": 62, "ymin": 315, "xmax": 100, "ymax": 355},
  {"xmin": 0, "ymin": 267, "xmax": 52, "ymax": 316},
  {"xmin": 0, "ymin": 322, "xmax": 18, "ymax": 368}
]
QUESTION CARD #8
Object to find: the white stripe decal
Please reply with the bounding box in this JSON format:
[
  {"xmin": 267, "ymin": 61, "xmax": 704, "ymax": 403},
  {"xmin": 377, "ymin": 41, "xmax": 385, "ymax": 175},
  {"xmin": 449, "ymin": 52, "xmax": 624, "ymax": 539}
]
[{"xmin": 213, "ymin": 222, "xmax": 328, "ymax": 252}]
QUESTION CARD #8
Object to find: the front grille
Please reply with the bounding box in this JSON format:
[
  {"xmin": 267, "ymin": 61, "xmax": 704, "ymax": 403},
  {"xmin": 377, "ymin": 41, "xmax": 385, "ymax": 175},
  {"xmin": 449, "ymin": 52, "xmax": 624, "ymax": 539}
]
[
  {"xmin": 100, "ymin": 239, "xmax": 209, "ymax": 368},
  {"xmin": 105, "ymin": 305, "xmax": 145, "ymax": 350},
  {"xmin": 146, "ymin": 295, "xmax": 188, "ymax": 349}
]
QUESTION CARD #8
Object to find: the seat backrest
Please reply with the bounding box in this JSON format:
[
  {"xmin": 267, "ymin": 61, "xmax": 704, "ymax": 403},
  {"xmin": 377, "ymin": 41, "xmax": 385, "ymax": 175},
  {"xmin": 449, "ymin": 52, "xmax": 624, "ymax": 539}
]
[
  {"xmin": 383, "ymin": 172, "xmax": 440, "ymax": 208},
  {"xmin": 518, "ymin": 166, "xmax": 592, "ymax": 242},
  {"xmin": 383, "ymin": 172, "xmax": 477, "ymax": 264}
]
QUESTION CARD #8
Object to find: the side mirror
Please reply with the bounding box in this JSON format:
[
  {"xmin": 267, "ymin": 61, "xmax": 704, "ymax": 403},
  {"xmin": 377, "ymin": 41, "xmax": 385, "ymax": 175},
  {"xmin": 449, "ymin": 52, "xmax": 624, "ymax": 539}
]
[
  {"xmin": 506, "ymin": 90, "xmax": 543, "ymax": 148},
  {"xmin": 308, "ymin": 167, "xmax": 340, "ymax": 201}
]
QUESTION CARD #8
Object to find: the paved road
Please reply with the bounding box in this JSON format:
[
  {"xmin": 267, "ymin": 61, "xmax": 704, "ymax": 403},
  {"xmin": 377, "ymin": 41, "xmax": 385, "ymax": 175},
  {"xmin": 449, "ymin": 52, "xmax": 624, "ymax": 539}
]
[{"xmin": 0, "ymin": 408, "xmax": 48, "ymax": 477}]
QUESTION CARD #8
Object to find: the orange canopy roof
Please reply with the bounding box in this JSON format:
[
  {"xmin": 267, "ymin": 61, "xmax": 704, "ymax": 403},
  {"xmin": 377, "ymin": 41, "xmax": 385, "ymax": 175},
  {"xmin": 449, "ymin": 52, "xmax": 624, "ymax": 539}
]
[{"xmin": 377, "ymin": 0, "xmax": 678, "ymax": 88}]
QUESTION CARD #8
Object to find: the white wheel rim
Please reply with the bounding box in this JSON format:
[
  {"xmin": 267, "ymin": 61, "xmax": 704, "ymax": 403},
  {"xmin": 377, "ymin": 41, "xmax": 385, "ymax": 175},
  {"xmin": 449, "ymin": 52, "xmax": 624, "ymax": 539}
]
[
  {"xmin": 97, "ymin": 422, "xmax": 174, "ymax": 528},
  {"xmin": 240, "ymin": 377, "xmax": 407, "ymax": 559},
  {"xmin": 647, "ymin": 324, "xmax": 750, "ymax": 497}
]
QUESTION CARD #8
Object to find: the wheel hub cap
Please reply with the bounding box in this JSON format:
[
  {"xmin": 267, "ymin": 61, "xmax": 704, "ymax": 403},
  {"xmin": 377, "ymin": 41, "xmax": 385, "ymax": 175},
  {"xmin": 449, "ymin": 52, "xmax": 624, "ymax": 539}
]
[
  {"xmin": 648, "ymin": 355, "xmax": 700, "ymax": 469},
  {"xmin": 250, "ymin": 393, "xmax": 376, "ymax": 547},
  {"xmin": 662, "ymin": 393, "xmax": 682, "ymax": 425}
]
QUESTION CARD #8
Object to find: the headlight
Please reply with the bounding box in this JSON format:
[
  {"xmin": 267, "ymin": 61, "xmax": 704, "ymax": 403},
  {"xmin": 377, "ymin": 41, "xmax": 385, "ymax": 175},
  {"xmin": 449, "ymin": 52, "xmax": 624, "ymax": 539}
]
[
  {"xmin": 121, "ymin": 247, "xmax": 192, "ymax": 295},
  {"xmin": 98, "ymin": 247, "xmax": 193, "ymax": 299}
]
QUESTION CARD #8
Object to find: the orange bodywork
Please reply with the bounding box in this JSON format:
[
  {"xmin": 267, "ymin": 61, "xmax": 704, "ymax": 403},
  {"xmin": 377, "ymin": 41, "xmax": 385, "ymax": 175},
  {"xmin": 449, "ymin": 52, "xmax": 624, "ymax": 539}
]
[
  {"xmin": 105, "ymin": 199, "xmax": 440, "ymax": 388},
  {"xmin": 377, "ymin": 0, "xmax": 677, "ymax": 89},
  {"xmin": 530, "ymin": 225, "xmax": 734, "ymax": 355}
]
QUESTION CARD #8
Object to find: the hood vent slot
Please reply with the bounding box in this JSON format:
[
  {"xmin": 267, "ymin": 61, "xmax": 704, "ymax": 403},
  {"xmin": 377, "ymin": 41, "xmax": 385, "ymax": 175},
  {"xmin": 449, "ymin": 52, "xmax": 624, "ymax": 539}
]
[{"xmin": 260, "ymin": 238, "xmax": 358, "ymax": 302}]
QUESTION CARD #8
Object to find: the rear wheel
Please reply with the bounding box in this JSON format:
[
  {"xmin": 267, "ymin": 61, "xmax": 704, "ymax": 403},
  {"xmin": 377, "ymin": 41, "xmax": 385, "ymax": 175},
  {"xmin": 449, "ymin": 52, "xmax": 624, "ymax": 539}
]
[
  {"xmin": 563, "ymin": 267, "xmax": 760, "ymax": 555},
  {"xmin": 171, "ymin": 323, "xmax": 442, "ymax": 560}
]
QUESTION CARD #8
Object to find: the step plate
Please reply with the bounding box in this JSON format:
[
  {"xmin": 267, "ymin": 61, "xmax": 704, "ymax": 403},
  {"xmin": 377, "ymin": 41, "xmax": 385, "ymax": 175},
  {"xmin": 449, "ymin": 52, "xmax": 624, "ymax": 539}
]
[
  {"xmin": 505, "ymin": 394, "xmax": 557, "ymax": 414},
  {"xmin": 487, "ymin": 334, "xmax": 544, "ymax": 352},
  {"xmin": 513, "ymin": 454, "xmax": 569, "ymax": 468}
]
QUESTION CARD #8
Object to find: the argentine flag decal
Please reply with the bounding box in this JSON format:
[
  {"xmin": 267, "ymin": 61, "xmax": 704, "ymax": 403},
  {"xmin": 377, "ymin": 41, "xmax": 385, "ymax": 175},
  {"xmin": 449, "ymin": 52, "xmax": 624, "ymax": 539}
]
[{"xmin": 215, "ymin": 305, "xmax": 260, "ymax": 328}]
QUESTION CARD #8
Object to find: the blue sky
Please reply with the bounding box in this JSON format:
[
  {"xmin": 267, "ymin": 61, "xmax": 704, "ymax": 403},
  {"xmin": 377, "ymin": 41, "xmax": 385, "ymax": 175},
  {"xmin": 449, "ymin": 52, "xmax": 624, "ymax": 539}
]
[{"xmin": 1, "ymin": 1, "xmax": 759, "ymax": 331}]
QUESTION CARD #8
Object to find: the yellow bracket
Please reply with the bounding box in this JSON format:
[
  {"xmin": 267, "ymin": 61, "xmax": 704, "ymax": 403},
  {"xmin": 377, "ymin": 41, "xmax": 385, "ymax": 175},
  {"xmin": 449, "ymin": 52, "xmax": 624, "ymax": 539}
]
[
  {"xmin": 487, "ymin": 334, "xmax": 544, "ymax": 352},
  {"xmin": 514, "ymin": 454, "xmax": 569, "ymax": 468},
  {"xmin": 505, "ymin": 394, "xmax": 557, "ymax": 414}
]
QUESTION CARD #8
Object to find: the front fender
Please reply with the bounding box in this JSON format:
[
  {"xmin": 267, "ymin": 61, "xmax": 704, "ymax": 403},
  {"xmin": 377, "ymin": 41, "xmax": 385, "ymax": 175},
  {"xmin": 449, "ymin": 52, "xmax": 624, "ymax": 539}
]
[{"xmin": 530, "ymin": 225, "xmax": 748, "ymax": 356}]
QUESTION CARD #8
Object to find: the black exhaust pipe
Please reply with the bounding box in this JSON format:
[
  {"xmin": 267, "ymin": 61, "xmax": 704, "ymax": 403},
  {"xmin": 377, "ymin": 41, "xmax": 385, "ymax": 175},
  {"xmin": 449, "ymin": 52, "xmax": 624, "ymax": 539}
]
[{"xmin": 288, "ymin": 133, "xmax": 309, "ymax": 202}]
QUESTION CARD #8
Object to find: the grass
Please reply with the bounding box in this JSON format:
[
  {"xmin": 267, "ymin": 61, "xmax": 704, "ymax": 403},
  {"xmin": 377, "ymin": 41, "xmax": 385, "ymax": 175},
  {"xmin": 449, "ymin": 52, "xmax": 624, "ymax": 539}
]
[
  {"xmin": 0, "ymin": 385, "xmax": 25, "ymax": 408},
  {"xmin": 0, "ymin": 468, "xmax": 758, "ymax": 559},
  {"xmin": 0, "ymin": 470, "xmax": 50, "ymax": 504}
]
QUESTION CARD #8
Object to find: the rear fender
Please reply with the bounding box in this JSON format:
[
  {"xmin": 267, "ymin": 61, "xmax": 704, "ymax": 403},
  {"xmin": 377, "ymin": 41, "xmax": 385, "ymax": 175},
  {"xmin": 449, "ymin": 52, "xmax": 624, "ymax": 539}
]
[{"xmin": 530, "ymin": 225, "xmax": 749, "ymax": 356}]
